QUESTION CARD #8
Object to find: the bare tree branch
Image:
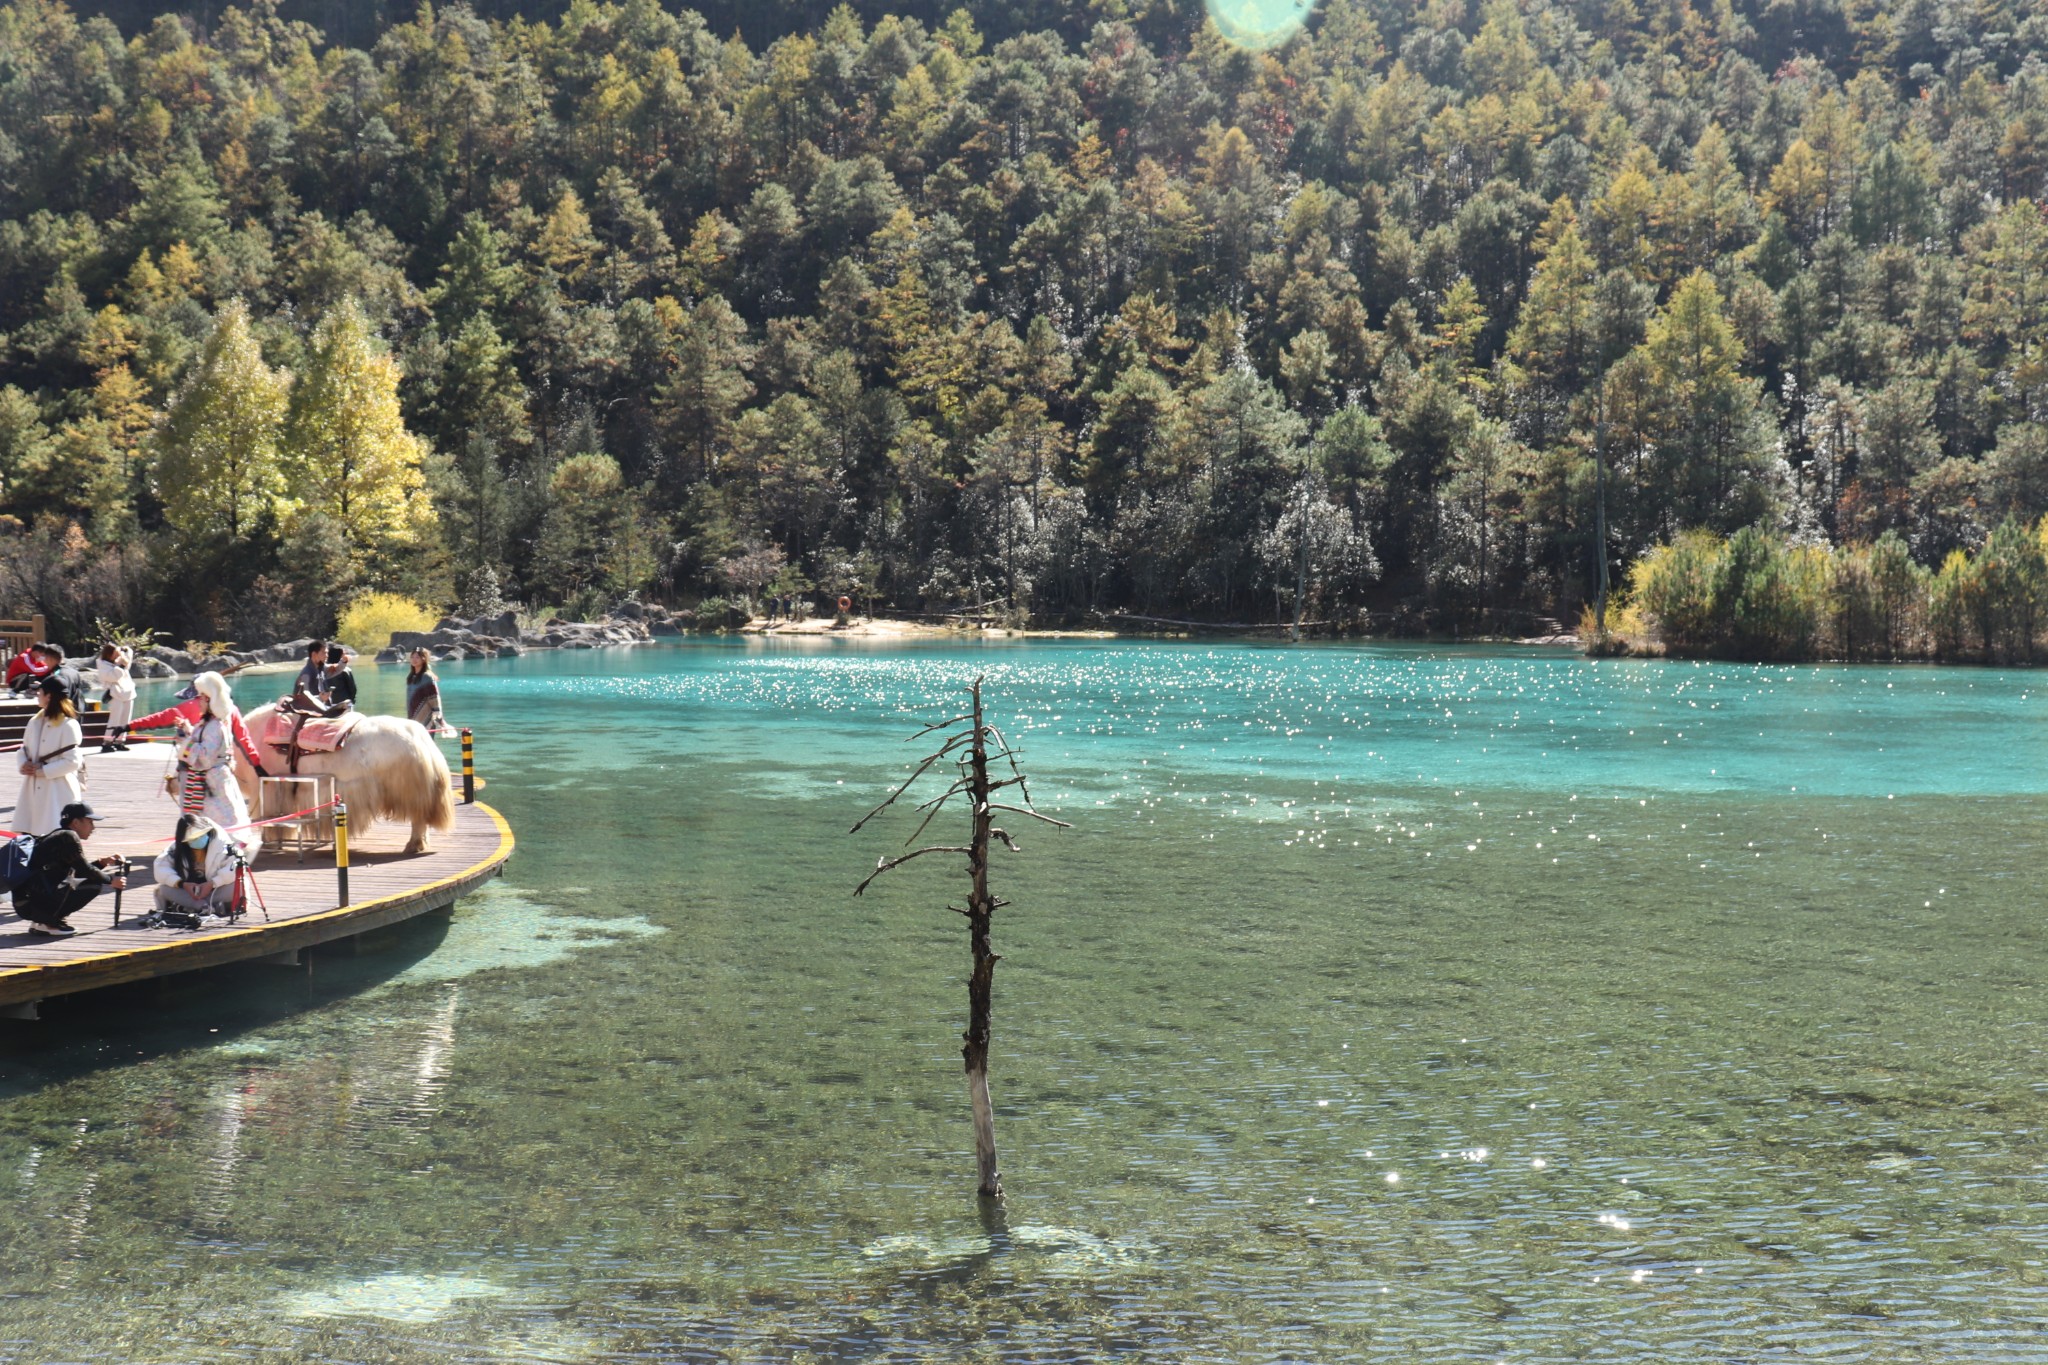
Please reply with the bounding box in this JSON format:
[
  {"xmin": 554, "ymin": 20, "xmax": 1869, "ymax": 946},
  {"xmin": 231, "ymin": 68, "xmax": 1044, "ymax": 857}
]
[
  {"xmin": 849, "ymin": 743, "xmax": 965, "ymax": 833},
  {"xmin": 904, "ymin": 785, "xmax": 970, "ymax": 846},
  {"xmin": 988, "ymin": 803, "xmax": 1072, "ymax": 828},
  {"xmin": 854, "ymin": 845, "xmax": 974, "ymax": 896},
  {"xmin": 914, "ymin": 778, "xmax": 974, "ymax": 813}
]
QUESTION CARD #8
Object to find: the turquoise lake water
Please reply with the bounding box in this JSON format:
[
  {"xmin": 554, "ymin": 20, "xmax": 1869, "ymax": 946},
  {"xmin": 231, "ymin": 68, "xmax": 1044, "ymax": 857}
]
[{"xmin": 3, "ymin": 640, "xmax": 2047, "ymax": 1362}]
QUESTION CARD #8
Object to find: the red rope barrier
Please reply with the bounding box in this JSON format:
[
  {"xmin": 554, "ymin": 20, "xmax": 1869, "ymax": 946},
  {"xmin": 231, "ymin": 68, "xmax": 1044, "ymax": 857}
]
[{"xmin": 0, "ymin": 798, "xmax": 339, "ymax": 846}]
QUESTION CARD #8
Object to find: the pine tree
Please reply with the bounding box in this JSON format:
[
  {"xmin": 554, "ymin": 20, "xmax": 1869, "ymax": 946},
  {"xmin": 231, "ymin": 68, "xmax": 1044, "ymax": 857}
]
[
  {"xmin": 283, "ymin": 300, "xmax": 436, "ymax": 566},
  {"xmin": 534, "ymin": 452, "xmax": 653, "ymax": 602},
  {"xmin": 1631, "ymin": 270, "xmax": 1775, "ymax": 530},
  {"xmin": 155, "ymin": 300, "xmax": 292, "ymax": 543},
  {"xmin": 1965, "ymin": 200, "xmax": 2048, "ymax": 422},
  {"xmin": 1507, "ymin": 222, "xmax": 1599, "ymax": 444}
]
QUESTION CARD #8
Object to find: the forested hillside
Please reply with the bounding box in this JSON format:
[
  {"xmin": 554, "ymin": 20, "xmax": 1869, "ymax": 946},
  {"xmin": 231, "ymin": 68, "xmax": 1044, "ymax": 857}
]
[{"xmin": 1, "ymin": 0, "xmax": 2045, "ymax": 642}]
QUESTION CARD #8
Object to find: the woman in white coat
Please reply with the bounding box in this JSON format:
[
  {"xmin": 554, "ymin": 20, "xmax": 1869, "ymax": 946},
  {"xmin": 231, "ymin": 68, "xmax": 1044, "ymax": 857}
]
[
  {"xmin": 175, "ymin": 672, "xmax": 254, "ymax": 856},
  {"xmin": 94, "ymin": 643, "xmax": 135, "ymax": 752},
  {"xmin": 14, "ymin": 674, "xmax": 85, "ymax": 835}
]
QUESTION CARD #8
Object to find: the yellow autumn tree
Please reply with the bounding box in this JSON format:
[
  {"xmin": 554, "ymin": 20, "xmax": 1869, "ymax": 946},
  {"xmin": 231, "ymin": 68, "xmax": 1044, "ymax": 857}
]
[
  {"xmin": 283, "ymin": 299, "xmax": 435, "ymax": 567},
  {"xmin": 155, "ymin": 299, "xmax": 292, "ymax": 542}
]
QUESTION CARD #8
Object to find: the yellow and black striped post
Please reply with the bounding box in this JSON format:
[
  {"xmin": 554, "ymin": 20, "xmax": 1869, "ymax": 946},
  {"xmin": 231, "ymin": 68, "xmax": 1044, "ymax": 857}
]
[
  {"xmin": 334, "ymin": 800, "xmax": 351, "ymax": 906},
  {"xmin": 460, "ymin": 728, "xmax": 475, "ymax": 804}
]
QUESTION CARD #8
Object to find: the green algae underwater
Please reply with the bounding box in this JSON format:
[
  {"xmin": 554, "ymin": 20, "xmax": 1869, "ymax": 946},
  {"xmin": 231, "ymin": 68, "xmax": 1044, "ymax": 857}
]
[{"xmin": 3, "ymin": 639, "xmax": 2048, "ymax": 1363}]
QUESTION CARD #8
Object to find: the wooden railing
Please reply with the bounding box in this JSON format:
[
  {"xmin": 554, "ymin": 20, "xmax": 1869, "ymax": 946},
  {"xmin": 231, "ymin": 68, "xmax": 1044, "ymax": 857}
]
[
  {"xmin": 0, "ymin": 700, "xmax": 112, "ymax": 749},
  {"xmin": 0, "ymin": 613, "xmax": 46, "ymax": 661}
]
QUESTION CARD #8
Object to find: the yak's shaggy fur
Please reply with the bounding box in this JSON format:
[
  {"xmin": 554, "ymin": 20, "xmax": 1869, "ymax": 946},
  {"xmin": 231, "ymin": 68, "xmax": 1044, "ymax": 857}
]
[{"xmin": 237, "ymin": 702, "xmax": 457, "ymax": 853}]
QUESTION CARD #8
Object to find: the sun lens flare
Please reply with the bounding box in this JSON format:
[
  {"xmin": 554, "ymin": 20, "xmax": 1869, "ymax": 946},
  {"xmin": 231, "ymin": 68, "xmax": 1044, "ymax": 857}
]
[{"xmin": 1206, "ymin": 0, "xmax": 1316, "ymax": 50}]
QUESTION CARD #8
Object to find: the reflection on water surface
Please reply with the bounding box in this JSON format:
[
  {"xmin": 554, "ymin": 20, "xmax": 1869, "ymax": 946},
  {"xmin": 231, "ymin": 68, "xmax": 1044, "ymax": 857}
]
[{"xmin": 2, "ymin": 641, "xmax": 2046, "ymax": 1362}]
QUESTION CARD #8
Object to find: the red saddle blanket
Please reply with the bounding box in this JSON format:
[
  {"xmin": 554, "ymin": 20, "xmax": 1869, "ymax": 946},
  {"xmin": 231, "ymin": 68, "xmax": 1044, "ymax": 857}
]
[{"xmin": 263, "ymin": 709, "xmax": 358, "ymax": 754}]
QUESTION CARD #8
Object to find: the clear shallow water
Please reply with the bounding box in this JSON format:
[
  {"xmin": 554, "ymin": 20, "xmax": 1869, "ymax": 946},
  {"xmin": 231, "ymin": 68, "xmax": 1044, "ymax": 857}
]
[{"xmin": 3, "ymin": 641, "xmax": 2048, "ymax": 1362}]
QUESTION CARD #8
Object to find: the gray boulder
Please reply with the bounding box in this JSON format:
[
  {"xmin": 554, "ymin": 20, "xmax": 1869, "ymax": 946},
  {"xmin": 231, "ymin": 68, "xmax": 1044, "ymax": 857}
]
[
  {"xmin": 144, "ymin": 646, "xmax": 197, "ymax": 674},
  {"xmin": 392, "ymin": 628, "xmax": 475, "ymax": 651},
  {"xmin": 132, "ymin": 656, "xmax": 176, "ymax": 679}
]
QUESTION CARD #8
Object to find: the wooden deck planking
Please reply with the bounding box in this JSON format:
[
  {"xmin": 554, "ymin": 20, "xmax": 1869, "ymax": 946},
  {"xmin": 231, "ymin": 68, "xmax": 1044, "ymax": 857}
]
[{"xmin": 0, "ymin": 743, "xmax": 512, "ymax": 1008}]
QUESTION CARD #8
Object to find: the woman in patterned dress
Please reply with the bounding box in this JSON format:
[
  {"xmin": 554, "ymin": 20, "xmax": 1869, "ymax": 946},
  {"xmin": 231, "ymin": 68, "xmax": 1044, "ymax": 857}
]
[{"xmin": 174, "ymin": 672, "xmax": 255, "ymax": 857}]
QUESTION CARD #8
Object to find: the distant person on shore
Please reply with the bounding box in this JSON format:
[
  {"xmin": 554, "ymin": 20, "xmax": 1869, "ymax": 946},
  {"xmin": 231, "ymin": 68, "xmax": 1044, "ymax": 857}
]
[
  {"xmin": 5, "ymin": 643, "xmax": 59, "ymax": 695},
  {"xmin": 14, "ymin": 671, "xmax": 85, "ymax": 837},
  {"xmin": 94, "ymin": 643, "xmax": 134, "ymax": 752},
  {"xmin": 290, "ymin": 639, "xmax": 330, "ymax": 711},
  {"xmin": 10, "ymin": 801, "xmax": 125, "ymax": 937},
  {"xmin": 174, "ymin": 672, "xmax": 254, "ymax": 856},
  {"xmin": 129, "ymin": 683, "xmax": 265, "ymax": 772},
  {"xmin": 151, "ymin": 814, "xmax": 238, "ymax": 922},
  {"xmin": 404, "ymin": 647, "xmax": 447, "ymax": 733},
  {"xmin": 322, "ymin": 644, "xmax": 358, "ymax": 714}
]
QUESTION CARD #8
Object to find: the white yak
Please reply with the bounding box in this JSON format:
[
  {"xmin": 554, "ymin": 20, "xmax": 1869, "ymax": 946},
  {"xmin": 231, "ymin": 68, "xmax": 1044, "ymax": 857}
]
[{"xmin": 236, "ymin": 702, "xmax": 457, "ymax": 853}]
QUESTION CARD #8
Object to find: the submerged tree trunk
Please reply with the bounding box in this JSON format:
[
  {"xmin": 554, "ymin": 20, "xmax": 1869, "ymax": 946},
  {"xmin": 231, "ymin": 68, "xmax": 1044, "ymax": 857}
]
[
  {"xmin": 963, "ymin": 683, "xmax": 1003, "ymax": 1199},
  {"xmin": 851, "ymin": 677, "xmax": 1066, "ymax": 1202}
]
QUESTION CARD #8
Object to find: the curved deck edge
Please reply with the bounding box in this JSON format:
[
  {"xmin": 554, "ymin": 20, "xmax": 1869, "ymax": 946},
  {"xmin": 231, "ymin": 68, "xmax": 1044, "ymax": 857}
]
[{"xmin": 0, "ymin": 803, "xmax": 515, "ymax": 1010}]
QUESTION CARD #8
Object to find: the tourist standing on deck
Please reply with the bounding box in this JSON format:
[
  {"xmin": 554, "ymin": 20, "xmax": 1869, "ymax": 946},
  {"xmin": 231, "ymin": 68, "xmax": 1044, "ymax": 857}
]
[
  {"xmin": 175, "ymin": 672, "xmax": 254, "ymax": 856},
  {"xmin": 12, "ymin": 801, "xmax": 125, "ymax": 936},
  {"xmin": 94, "ymin": 643, "xmax": 134, "ymax": 752},
  {"xmin": 405, "ymin": 648, "xmax": 446, "ymax": 733},
  {"xmin": 152, "ymin": 814, "xmax": 238, "ymax": 920},
  {"xmin": 14, "ymin": 674, "xmax": 84, "ymax": 836}
]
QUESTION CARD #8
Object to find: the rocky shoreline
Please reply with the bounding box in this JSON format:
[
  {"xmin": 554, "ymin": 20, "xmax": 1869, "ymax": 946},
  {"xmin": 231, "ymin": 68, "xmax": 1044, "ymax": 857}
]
[{"xmin": 132, "ymin": 602, "xmax": 690, "ymax": 678}]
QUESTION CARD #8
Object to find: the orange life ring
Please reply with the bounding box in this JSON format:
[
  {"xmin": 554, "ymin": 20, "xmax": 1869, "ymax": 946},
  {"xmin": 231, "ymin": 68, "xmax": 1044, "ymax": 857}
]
[{"xmin": 837, "ymin": 596, "xmax": 853, "ymax": 612}]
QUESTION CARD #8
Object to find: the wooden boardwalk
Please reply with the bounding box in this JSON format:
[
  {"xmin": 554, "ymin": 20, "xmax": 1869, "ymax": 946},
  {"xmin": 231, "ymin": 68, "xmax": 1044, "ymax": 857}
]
[{"xmin": 0, "ymin": 743, "xmax": 512, "ymax": 1015}]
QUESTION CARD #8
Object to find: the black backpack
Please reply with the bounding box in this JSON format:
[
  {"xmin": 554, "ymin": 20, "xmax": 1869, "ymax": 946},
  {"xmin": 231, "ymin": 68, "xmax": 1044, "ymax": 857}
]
[{"xmin": 0, "ymin": 834, "xmax": 36, "ymax": 892}]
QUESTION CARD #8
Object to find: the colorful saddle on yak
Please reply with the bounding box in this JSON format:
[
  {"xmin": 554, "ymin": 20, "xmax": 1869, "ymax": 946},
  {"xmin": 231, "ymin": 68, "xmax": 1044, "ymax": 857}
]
[{"xmin": 262, "ymin": 706, "xmax": 360, "ymax": 773}]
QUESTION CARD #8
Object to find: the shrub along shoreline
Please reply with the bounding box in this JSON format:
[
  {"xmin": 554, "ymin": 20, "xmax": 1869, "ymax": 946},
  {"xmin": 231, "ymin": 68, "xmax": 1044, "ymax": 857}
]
[{"xmin": 1593, "ymin": 521, "xmax": 2048, "ymax": 664}]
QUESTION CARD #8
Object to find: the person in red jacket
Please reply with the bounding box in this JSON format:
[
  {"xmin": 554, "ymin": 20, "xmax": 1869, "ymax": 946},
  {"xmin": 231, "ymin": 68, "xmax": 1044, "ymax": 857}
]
[
  {"xmin": 128, "ymin": 684, "xmax": 266, "ymax": 773},
  {"xmin": 4, "ymin": 643, "xmax": 59, "ymax": 694}
]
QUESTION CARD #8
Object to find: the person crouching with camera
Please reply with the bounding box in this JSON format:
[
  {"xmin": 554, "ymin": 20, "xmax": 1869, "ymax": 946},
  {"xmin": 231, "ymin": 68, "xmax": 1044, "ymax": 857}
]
[
  {"xmin": 13, "ymin": 801, "xmax": 127, "ymax": 937},
  {"xmin": 152, "ymin": 815, "xmax": 240, "ymax": 923}
]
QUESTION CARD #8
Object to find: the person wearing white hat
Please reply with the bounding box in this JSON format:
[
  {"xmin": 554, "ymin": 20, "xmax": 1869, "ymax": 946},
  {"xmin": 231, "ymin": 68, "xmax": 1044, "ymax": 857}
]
[
  {"xmin": 174, "ymin": 672, "xmax": 255, "ymax": 857},
  {"xmin": 151, "ymin": 814, "xmax": 239, "ymax": 921}
]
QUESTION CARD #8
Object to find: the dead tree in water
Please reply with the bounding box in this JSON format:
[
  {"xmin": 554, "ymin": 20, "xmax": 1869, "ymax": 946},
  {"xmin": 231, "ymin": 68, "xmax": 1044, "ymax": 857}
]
[{"xmin": 851, "ymin": 676, "xmax": 1068, "ymax": 1200}]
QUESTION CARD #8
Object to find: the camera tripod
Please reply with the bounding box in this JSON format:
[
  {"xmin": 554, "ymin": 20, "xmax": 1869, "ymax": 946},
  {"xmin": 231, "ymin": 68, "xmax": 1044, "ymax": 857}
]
[{"xmin": 115, "ymin": 849, "xmax": 272, "ymax": 929}]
